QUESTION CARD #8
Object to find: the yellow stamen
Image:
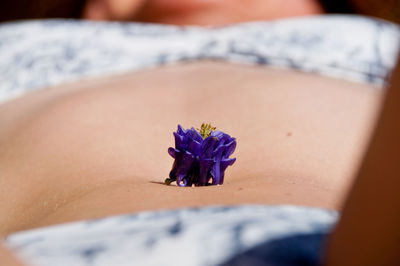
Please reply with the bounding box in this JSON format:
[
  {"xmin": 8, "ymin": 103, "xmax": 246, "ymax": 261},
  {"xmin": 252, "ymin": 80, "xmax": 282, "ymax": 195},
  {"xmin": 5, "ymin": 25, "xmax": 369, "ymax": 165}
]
[{"xmin": 197, "ymin": 123, "xmax": 216, "ymax": 139}]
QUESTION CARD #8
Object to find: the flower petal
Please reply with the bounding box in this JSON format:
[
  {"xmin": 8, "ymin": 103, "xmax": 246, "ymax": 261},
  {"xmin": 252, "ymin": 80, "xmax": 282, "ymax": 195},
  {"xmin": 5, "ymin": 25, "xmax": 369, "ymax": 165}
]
[
  {"xmin": 210, "ymin": 160, "xmax": 221, "ymax": 185},
  {"xmin": 177, "ymin": 124, "xmax": 187, "ymax": 136},
  {"xmin": 222, "ymin": 140, "xmax": 237, "ymax": 158},
  {"xmin": 175, "ymin": 151, "xmax": 195, "ymax": 176},
  {"xmin": 173, "ymin": 132, "xmax": 188, "ymax": 150},
  {"xmin": 198, "ymin": 158, "xmax": 213, "ymax": 185},
  {"xmin": 210, "ymin": 130, "xmax": 225, "ymax": 139},
  {"xmin": 168, "ymin": 147, "xmax": 178, "ymax": 158},
  {"xmin": 176, "ymin": 175, "xmax": 188, "ymax": 187},
  {"xmin": 201, "ymin": 136, "xmax": 218, "ymax": 158},
  {"xmin": 212, "ymin": 143, "xmax": 225, "ymax": 159},
  {"xmin": 188, "ymin": 127, "xmax": 203, "ymax": 143},
  {"xmin": 188, "ymin": 140, "xmax": 201, "ymax": 156}
]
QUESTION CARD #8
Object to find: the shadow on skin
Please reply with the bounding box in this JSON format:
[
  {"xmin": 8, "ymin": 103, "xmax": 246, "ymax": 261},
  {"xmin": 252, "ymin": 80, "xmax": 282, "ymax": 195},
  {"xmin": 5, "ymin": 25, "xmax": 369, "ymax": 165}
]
[{"xmin": 149, "ymin": 181, "xmax": 166, "ymax": 185}]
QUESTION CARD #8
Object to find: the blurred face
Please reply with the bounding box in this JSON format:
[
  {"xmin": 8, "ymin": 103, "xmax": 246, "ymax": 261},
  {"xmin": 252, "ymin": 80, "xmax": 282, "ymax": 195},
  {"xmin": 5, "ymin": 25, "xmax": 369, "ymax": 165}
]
[{"xmin": 83, "ymin": 0, "xmax": 323, "ymax": 26}]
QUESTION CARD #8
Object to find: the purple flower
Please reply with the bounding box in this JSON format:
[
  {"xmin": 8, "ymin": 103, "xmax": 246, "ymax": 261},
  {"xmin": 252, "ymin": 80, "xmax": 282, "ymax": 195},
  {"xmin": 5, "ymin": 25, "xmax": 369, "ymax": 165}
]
[{"xmin": 165, "ymin": 124, "xmax": 236, "ymax": 187}]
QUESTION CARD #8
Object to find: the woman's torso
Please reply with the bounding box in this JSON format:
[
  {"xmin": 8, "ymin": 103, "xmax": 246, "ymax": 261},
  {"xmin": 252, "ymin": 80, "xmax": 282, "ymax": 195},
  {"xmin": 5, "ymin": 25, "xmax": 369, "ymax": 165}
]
[{"xmin": 0, "ymin": 61, "xmax": 382, "ymax": 235}]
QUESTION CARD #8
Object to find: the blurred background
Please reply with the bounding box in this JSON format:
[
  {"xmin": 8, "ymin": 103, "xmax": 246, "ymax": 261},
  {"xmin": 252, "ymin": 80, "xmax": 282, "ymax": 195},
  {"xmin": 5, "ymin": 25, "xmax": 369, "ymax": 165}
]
[{"xmin": 1, "ymin": 0, "xmax": 399, "ymax": 24}]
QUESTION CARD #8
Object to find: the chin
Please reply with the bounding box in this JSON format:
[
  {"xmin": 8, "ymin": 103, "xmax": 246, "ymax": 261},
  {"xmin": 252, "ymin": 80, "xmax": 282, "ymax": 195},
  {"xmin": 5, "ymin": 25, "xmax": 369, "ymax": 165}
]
[{"xmin": 135, "ymin": 0, "xmax": 323, "ymax": 26}]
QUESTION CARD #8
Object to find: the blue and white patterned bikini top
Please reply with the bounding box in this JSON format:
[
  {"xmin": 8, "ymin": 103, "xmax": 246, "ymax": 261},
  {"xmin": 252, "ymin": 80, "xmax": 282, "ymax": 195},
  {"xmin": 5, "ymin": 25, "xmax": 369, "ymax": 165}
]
[{"xmin": 0, "ymin": 15, "xmax": 399, "ymax": 104}]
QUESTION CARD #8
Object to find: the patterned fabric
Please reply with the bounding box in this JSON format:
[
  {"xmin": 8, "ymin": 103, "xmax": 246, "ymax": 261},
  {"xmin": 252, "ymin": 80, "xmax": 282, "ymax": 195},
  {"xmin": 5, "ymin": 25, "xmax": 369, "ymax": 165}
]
[
  {"xmin": 0, "ymin": 15, "xmax": 399, "ymax": 104},
  {"xmin": 6, "ymin": 206, "xmax": 337, "ymax": 266},
  {"xmin": 1, "ymin": 15, "xmax": 399, "ymax": 266}
]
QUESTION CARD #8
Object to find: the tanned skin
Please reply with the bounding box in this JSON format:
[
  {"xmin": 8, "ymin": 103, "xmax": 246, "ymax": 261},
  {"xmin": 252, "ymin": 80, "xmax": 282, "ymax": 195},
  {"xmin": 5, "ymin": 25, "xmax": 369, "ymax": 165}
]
[{"xmin": 325, "ymin": 59, "xmax": 400, "ymax": 265}]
